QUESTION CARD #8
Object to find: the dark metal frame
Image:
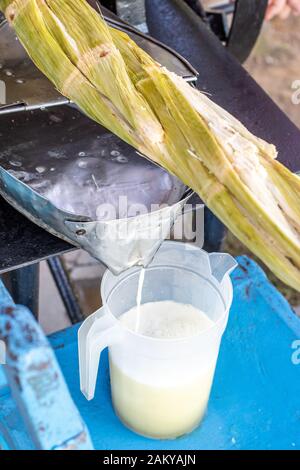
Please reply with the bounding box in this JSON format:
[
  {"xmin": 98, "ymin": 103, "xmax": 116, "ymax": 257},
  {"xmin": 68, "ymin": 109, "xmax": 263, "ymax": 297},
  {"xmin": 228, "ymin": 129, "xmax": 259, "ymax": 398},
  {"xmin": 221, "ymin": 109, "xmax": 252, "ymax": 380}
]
[
  {"xmin": 98, "ymin": 0, "xmax": 117, "ymax": 13},
  {"xmin": 2, "ymin": 257, "xmax": 83, "ymax": 323},
  {"xmin": 4, "ymin": 264, "xmax": 40, "ymax": 318},
  {"xmin": 47, "ymin": 257, "xmax": 84, "ymax": 324},
  {"xmin": 183, "ymin": 0, "xmax": 268, "ymax": 63},
  {"xmin": 101, "ymin": 0, "xmax": 268, "ymax": 63},
  {"xmin": 180, "ymin": 0, "xmax": 207, "ymax": 20},
  {"xmin": 208, "ymin": 1, "xmax": 268, "ymax": 63}
]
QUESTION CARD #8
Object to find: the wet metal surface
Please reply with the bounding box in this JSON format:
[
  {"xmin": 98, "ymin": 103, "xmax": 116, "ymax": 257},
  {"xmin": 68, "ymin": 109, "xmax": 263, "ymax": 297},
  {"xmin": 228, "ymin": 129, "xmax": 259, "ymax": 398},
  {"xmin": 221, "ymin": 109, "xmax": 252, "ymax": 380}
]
[
  {"xmin": 0, "ymin": 21, "xmax": 68, "ymax": 114},
  {"xmin": 0, "ymin": 10, "xmax": 196, "ymax": 115},
  {"xmin": 0, "ymin": 105, "xmax": 190, "ymax": 273},
  {"xmin": 0, "ymin": 106, "xmax": 186, "ymax": 219},
  {"xmin": 0, "ymin": 5, "xmax": 196, "ymax": 273},
  {"xmin": 0, "ymin": 280, "xmax": 93, "ymax": 450}
]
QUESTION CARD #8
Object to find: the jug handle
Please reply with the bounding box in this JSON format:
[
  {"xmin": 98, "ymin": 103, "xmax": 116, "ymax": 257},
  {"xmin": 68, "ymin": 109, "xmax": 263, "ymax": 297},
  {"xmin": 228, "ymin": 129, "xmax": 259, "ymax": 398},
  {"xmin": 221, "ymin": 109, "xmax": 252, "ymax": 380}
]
[{"xmin": 78, "ymin": 307, "xmax": 122, "ymax": 401}]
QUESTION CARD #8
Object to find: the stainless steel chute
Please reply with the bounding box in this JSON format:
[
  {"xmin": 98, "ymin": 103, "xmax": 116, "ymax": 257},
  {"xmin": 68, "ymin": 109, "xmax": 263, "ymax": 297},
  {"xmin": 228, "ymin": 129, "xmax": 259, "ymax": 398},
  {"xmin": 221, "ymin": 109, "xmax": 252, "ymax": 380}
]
[{"xmin": 0, "ymin": 12, "xmax": 197, "ymax": 274}]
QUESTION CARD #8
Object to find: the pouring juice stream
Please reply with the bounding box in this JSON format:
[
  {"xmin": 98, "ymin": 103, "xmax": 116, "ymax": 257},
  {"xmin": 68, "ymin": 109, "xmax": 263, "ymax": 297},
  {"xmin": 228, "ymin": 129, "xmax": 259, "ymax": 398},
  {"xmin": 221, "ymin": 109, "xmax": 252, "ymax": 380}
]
[{"xmin": 135, "ymin": 267, "xmax": 145, "ymax": 333}]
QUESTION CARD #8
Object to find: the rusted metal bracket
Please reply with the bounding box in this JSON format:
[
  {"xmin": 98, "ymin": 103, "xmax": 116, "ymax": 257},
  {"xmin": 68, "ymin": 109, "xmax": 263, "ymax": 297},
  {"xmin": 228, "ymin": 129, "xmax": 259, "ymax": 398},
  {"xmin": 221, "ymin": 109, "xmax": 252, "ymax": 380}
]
[{"xmin": 0, "ymin": 280, "xmax": 93, "ymax": 450}]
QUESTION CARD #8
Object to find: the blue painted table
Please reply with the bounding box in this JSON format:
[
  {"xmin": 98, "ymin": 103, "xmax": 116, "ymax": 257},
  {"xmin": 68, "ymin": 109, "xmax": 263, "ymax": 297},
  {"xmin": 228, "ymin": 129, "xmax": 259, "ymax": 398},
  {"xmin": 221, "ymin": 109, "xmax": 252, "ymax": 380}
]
[{"xmin": 1, "ymin": 256, "xmax": 300, "ymax": 450}]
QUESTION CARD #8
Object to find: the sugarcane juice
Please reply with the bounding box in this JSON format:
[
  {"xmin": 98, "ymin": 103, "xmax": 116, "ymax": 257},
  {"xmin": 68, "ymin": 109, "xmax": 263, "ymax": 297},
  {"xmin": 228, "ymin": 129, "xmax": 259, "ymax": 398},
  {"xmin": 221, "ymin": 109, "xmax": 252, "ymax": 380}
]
[{"xmin": 109, "ymin": 300, "xmax": 216, "ymax": 439}]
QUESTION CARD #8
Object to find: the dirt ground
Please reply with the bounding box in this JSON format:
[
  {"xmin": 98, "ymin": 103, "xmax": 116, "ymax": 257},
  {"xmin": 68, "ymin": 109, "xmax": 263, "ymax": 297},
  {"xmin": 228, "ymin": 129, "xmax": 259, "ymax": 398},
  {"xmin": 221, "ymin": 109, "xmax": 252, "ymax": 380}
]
[
  {"xmin": 224, "ymin": 14, "xmax": 300, "ymax": 305},
  {"xmin": 203, "ymin": 2, "xmax": 300, "ymax": 129},
  {"xmin": 245, "ymin": 15, "xmax": 300, "ymax": 130}
]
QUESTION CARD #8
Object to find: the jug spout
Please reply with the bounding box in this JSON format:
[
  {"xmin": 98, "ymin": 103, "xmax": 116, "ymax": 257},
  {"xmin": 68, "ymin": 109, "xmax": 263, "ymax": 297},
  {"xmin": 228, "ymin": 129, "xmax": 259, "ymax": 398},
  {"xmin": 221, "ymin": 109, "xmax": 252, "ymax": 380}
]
[{"xmin": 209, "ymin": 253, "xmax": 238, "ymax": 283}]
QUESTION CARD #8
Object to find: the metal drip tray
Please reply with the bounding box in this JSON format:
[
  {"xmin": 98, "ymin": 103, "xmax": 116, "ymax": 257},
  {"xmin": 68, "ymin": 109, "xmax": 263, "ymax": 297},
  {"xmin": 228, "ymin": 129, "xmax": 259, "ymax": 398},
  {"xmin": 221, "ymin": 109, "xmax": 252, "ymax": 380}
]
[
  {"xmin": 0, "ymin": 11, "xmax": 197, "ymax": 115},
  {"xmin": 0, "ymin": 105, "xmax": 187, "ymax": 220},
  {"xmin": 0, "ymin": 5, "xmax": 195, "ymax": 273},
  {"xmin": 0, "ymin": 104, "xmax": 191, "ymax": 274}
]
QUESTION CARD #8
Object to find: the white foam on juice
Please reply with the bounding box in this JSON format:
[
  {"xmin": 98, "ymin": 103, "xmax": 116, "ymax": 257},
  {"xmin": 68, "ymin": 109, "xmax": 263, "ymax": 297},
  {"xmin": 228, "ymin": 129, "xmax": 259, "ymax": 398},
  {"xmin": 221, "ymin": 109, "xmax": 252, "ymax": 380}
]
[{"xmin": 120, "ymin": 300, "xmax": 214, "ymax": 339}]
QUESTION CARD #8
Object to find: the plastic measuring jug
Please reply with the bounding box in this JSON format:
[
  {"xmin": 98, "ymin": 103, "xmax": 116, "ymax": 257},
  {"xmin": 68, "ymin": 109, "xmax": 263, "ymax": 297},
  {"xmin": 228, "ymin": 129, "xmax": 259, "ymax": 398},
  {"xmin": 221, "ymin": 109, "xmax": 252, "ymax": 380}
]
[{"xmin": 78, "ymin": 241, "xmax": 237, "ymax": 439}]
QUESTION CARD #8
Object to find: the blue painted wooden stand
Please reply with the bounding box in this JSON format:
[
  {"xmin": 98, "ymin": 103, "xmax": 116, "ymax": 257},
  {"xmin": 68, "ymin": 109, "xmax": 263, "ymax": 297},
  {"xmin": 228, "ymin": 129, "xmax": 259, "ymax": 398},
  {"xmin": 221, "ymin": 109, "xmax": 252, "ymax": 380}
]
[{"xmin": 0, "ymin": 256, "xmax": 300, "ymax": 450}]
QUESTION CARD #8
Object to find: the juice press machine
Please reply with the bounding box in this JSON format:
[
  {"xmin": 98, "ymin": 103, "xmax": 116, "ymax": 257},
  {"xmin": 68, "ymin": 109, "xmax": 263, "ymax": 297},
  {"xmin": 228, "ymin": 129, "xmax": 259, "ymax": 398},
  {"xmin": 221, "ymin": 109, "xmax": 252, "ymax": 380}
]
[
  {"xmin": 0, "ymin": 0, "xmax": 300, "ymax": 322},
  {"xmin": 1, "ymin": 0, "xmax": 300, "ymax": 451},
  {"xmin": 0, "ymin": 1, "xmax": 198, "ymax": 320}
]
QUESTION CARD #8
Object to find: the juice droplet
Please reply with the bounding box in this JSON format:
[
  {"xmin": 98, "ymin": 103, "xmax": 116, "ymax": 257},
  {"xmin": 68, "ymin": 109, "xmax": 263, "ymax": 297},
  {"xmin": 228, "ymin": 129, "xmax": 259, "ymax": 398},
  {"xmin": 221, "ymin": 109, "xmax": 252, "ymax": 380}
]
[
  {"xmin": 116, "ymin": 156, "xmax": 128, "ymax": 163},
  {"xmin": 77, "ymin": 160, "xmax": 88, "ymax": 169},
  {"xmin": 49, "ymin": 114, "xmax": 62, "ymax": 123},
  {"xmin": 36, "ymin": 166, "xmax": 46, "ymax": 174},
  {"xmin": 9, "ymin": 160, "xmax": 22, "ymax": 167}
]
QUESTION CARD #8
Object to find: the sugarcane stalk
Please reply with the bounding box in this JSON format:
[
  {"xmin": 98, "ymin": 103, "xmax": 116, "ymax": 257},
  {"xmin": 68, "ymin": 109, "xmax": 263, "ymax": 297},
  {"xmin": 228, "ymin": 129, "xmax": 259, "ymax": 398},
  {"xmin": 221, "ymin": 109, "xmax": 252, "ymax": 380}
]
[
  {"xmin": 4, "ymin": 0, "xmax": 143, "ymax": 148},
  {"xmin": 137, "ymin": 74, "xmax": 300, "ymax": 290},
  {"xmin": 2, "ymin": 0, "xmax": 300, "ymax": 290}
]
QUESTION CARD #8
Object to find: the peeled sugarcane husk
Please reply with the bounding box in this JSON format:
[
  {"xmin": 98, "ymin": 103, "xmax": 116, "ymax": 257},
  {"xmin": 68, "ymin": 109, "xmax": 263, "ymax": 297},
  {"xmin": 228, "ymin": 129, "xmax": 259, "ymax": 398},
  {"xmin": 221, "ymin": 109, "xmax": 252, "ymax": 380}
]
[{"xmin": 2, "ymin": 0, "xmax": 300, "ymax": 291}]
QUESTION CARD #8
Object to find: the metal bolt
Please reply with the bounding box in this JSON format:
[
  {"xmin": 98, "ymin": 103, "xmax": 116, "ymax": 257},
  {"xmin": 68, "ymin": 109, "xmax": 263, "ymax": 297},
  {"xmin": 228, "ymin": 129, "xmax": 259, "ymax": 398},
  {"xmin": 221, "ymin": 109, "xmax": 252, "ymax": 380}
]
[{"xmin": 76, "ymin": 229, "xmax": 86, "ymax": 236}]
